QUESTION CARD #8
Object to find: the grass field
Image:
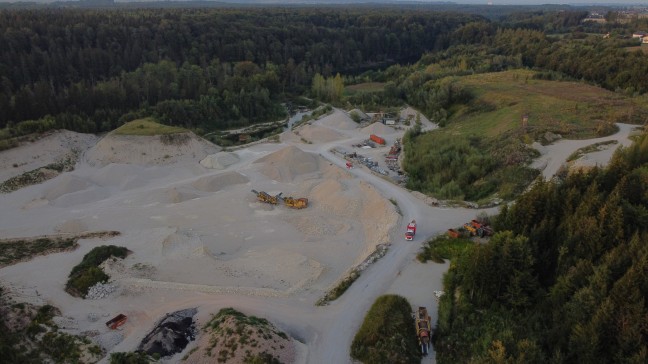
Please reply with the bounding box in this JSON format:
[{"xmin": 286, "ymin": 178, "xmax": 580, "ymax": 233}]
[
  {"xmin": 114, "ymin": 118, "xmax": 187, "ymax": 136},
  {"xmin": 447, "ymin": 69, "xmax": 646, "ymax": 139},
  {"xmin": 403, "ymin": 69, "xmax": 647, "ymax": 202}
]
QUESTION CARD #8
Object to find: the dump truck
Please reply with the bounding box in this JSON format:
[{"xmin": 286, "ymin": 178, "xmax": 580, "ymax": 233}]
[
  {"xmin": 106, "ymin": 314, "xmax": 127, "ymax": 330},
  {"xmin": 370, "ymin": 134, "xmax": 386, "ymax": 145},
  {"xmin": 415, "ymin": 307, "xmax": 432, "ymax": 356},
  {"xmin": 251, "ymin": 190, "xmax": 282, "ymax": 205},
  {"xmin": 405, "ymin": 220, "xmax": 417, "ymax": 241},
  {"xmin": 282, "ymin": 196, "xmax": 308, "ymax": 209}
]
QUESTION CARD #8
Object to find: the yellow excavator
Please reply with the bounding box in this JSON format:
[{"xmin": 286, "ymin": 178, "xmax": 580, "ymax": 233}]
[
  {"xmin": 251, "ymin": 190, "xmax": 308, "ymax": 209},
  {"xmin": 251, "ymin": 190, "xmax": 282, "ymax": 205},
  {"xmin": 282, "ymin": 196, "xmax": 308, "ymax": 209}
]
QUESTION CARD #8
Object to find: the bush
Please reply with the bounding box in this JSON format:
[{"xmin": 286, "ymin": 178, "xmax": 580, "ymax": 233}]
[
  {"xmin": 69, "ymin": 245, "xmax": 128, "ymax": 277},
  {"xmin": 351, "ymin": 295, "xmax": 421, "ymax": 364},
  {"xmin": 417, "ymin": 234, "xmax": 475, "ymax": 263},
  {"xmin": 66, "ymin": 245, "xmax": 128, "ymax": 297},
  {"xmin": 66, "ymin": 266, "xmax": 109, "ymax": 297}
]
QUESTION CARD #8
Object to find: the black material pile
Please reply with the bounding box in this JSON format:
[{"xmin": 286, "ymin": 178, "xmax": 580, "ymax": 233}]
[{"xmin": 138, "ymin": 308, "xmax": 197, "ymax": 358}]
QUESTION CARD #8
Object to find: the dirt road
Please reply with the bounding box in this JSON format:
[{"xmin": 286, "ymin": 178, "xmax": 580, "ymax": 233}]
[{"xmin": 532, "ymin": 123, "xmax": 637, "ymax": 180}]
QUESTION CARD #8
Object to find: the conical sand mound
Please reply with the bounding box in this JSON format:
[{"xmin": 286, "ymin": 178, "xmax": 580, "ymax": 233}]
[
  {"xmin": 298, "ymin": 125, "xmax": 344, "ymax": 143},
  {"xmin": 43, "ymin": 174, "xmax": 91, "ymax": 201},
  {"xmin": 191, "ymin": 171, "xmax": 249, "ymax": 192},
  {"xmin": 85, "ymin": 132, "xmax": 219, "ymax": 167},
  {"xmin": 200, "ymin": 152, "xmax": 240, "ymax": 170},
  {"xmin": 317, "ymin": 109, "xmax": 358, "ymax": 130},
  {"xmin": 361, "ymin": 122, "xmax": 395, "ymax": 135},
  {"xmin": 166, "ymin": 187, "xmax": 201, "ymax": 203},
  {"xmin": 254, "ymin": 146, "xmax": 321, "ymax": 182}
]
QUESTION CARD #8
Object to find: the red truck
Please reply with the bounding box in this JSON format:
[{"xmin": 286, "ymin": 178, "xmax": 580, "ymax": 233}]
[
  {"xmin": 405, "ymin": 220, "xmax": 417, "ymax": 241},
  {"xmin": 106, "ymin": 314, "xmax": 127, "ymax": 329}
]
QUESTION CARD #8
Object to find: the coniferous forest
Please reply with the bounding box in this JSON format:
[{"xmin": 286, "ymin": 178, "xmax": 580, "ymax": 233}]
[
  {"xmin": 435, "ymin": 133, "xmax": 648, "ymax": 363},
  {"xmin": 0, "ymin": 8, "xmax": 477, "ymax": 132}
]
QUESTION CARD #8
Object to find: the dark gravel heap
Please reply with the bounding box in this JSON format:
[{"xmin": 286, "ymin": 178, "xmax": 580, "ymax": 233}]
[{"xmin": 138, "ymin": 308, "xmax": 197, "ymax": 358}]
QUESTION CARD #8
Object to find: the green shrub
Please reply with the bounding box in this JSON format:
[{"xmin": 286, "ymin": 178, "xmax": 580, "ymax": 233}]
[
  {"xmin": 70, "ymin": 245, "xmax": 128, "ymax": 277},
  {"xmin": 66, "ymin": 266, "xmax": 109, "ymax": 297},
  {"xmin": 66, "ymin": 245, "xmax": 128, "ymax": 297},
  {"xmin": 41, "ymin": 332, "xmax": 83, "ymax": 362},
  {"xmin": 351, "ymin": 295, "xmax": 421, "ymax": 364},
  {"xmin": 417, "ymin": 235, "xmax": 476, "ymax": 263}
]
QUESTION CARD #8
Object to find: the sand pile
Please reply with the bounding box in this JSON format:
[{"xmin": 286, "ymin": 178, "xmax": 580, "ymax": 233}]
[
  {"xmin": 309, "ymin": 179, "xmax": 360, "ymax": 217},
  {"xmin": 400, "ymin": 106, "xmax": 431, "ymax": 124},
  {"xmin": 297, "ymin": 125, "xmax": 344, "ymax": 143},
  {"xmin": 361, "ymin": 122, "xmax": 396, "ymax": 135},
  {"xmin": 191, "ymin": 171, "xmax": 249, "ymax": 192},
  {"xmin": 165, "ymin": 187, "xmax": 201, "ymax": 204},
  {"xmin": 0, "ymin": 130, "xmax": 97, "ymax": 182},
  {"xmin": 223, "ymin": 248, "xmax": 322, "ymax": 288},
  {"xmin": 161, "ymin": 230, "xmax": 211, "ymax": 258},
  {"xmin": 42, "ymin": 174, "xmax": 91, "ymax": 201},
  {"xmin": 90, "ymin": 164, "xmax": 142, "ymax": 188},
  {"xmin": 85, "ymin": 132, "xmax": 219, "ymax": 167},
  {"xmin": 184, "ymin": 308, "xmax": 295, "ymax": 364},
  {"xmin": 348, "ymin": 109, "xmax": 369, "ymax": 120},
  {"xmin": 200, "ymin": 152, "xmax": 239, "ymax": 170},
  {"xmin": 55, "ymin": 219, "xmax": 88, "ymax": 234},
  {"xmin": 358, "ymin": 181, "xmax": 398, "ymax": 253},
  {"xmin": 255, "ymin": 146, "xmax": 321, "ymax": 182},
  {"xmin": 287, "ymin": 215, "xmax": 351, "ymax": 238},
  {"xmin": 317, "ymin": 109, "xmax": 358, "ymax": 130}
]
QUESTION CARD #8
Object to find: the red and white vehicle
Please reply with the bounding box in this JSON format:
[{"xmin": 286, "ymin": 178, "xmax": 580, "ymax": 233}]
[{"xmin": 405, "ymin": 220, "xmax": 416, "ymax": 241}]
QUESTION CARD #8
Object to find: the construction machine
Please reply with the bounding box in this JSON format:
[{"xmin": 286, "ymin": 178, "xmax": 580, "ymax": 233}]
[
  {"xmin": 463, "ymin": 222, "xmax": 477, "ymax": 236},
  {"xmin": 415, "ymin": 307, "xmax": 432, "ymax": 356},
  {"xmin": 470, "ymin": 219, "xmax": 493, "ymax": 237},
  {"xmin": 282, "ymin": 196, "xmax": 308, "ymax": 209},
  {"xmin": 251, "ymin": 190, "xmax": 282, "ymax": 205},
  {"xmin": 447, "ymin": 229, "xmax": 460, "ymax": 239}
]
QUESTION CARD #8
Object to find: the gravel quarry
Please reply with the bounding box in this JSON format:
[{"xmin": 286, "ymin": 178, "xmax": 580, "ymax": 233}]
[{"xmin": 0, "ymin": 108, "xmax": 637, "ymax": 363}]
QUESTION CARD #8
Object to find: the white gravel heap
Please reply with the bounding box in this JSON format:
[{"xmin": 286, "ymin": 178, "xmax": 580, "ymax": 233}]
[
  {"xmin": 95, "ymin": 331, "xmax": 124, "ymax": 352},
  {"xmin": 85, "ymin": 282, "xmax": 117, "ymax": 300},
  {"xmin": 87, "ymin": 312, "xmax": 100, "ymax": 322}
]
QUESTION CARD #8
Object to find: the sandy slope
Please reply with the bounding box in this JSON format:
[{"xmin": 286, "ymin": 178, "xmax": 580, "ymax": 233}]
[
  {"xmin": 0, "ymin": 130, "xmax": 98, "ymax": 182},
  {"xmin": 0, "ymin": 108, "xmax": 636, "ymax": 364}
]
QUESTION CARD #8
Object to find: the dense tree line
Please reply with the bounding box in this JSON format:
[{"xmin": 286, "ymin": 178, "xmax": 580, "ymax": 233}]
[
  {"xmin": 435, "ymin": 131, "xmax": 648, "ymax": 363},
  {"xmin": 0, "ymin": 8, "xmax": 478, "ymax": 130}
]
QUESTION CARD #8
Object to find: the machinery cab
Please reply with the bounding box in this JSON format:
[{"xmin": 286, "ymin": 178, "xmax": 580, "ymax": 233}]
[
  {"xmin": 405, "ymin": 220, "xmax": 416, "ymax": 241},
  {"xmin": 405, "ymin": 230, "xmax": 415, "ymax": 241}
]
